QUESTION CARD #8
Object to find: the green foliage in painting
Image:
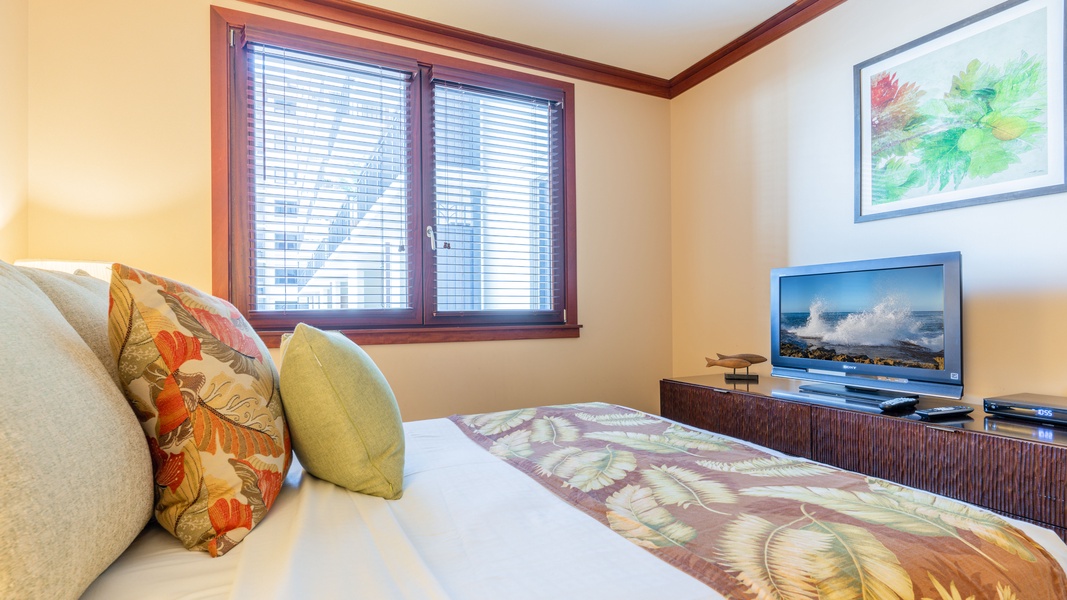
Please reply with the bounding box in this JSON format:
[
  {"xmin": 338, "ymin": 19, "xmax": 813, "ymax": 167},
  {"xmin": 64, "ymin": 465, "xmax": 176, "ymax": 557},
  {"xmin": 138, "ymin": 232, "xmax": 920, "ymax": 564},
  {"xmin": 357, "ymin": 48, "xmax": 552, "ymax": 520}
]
[{"xmin": 869, "ymin": 53, "xmax": 1047, "ymax": 205}]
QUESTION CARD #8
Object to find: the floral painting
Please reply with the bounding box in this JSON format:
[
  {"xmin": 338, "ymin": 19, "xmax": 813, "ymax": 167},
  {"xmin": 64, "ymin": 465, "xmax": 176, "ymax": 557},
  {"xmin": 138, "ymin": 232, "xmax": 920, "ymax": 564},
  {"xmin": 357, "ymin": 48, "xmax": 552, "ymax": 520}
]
[{"xmin": 855, "ymin": 0, "xmax": 1065, "ymax": 221}]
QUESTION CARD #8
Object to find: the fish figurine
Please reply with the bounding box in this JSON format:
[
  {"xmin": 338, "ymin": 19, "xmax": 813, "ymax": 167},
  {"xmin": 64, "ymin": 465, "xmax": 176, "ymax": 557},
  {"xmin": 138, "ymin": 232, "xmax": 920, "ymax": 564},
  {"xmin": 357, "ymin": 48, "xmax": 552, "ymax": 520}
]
[
  {"xmin": 705, "ymin": 357, "xmax": 752, "ymax": 369},
  {"xmin": 716, "ymin": 353, "xmax": 767, "ymax": 365},
  {"xmin": 706, "ymin": 352, "xmax": 766, "ymax": 382}
]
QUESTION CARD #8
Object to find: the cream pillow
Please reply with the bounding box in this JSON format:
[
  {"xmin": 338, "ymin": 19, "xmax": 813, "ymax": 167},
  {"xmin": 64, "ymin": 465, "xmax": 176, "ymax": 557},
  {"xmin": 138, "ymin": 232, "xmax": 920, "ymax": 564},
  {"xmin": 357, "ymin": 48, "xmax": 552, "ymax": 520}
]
[
  {"xmin": 280, "ymin": 323, "xmax": 405, "ymax": 499},
  {"xmin": 17, "ymin": 266, "xmax": 121, "ymax": 388},
  {"xmin": 0, "ymin": 261, "xmax": 153, "ymax": 598}
]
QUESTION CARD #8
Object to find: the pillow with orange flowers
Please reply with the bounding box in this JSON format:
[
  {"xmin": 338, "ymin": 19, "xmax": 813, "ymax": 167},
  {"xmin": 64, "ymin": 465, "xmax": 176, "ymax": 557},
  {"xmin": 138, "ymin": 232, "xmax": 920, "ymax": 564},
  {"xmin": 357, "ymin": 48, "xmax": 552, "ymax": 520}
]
[{"xmin": 108, "ymin": 263, "xmax": 291, "ymax": 557}]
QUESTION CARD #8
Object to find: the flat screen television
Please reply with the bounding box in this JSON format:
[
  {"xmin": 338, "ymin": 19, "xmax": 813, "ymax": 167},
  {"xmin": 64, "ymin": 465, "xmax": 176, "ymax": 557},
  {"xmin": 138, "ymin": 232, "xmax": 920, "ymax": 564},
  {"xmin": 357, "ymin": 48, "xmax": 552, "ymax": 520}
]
[{"xmin": 770, "ymin": 252, "xmax": 963, "ymax": 400}]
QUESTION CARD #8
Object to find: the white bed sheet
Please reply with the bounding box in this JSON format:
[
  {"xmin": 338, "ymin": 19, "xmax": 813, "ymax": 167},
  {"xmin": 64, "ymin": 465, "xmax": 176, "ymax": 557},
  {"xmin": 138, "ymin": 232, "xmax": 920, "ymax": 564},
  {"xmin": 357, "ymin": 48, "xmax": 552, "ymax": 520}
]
[
  {"xmin": 83, "ymin": 417, "xmax": 1067, "ymax": 599},
  {"xmin": 83, "ymin": 418, "xmax": 716, "ymax": 599}
]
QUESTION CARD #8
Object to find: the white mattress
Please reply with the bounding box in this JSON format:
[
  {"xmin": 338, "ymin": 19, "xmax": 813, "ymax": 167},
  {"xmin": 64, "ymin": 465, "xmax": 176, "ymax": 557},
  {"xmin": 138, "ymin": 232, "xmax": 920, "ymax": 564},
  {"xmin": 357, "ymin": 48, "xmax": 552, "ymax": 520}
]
[
  {"xmin": 83, "ymin": 418, "xmax": 1067, "ymax": 599},
  {"xmin": 83, "ymin": 418, "xmax": 716, "ymax": 599}
]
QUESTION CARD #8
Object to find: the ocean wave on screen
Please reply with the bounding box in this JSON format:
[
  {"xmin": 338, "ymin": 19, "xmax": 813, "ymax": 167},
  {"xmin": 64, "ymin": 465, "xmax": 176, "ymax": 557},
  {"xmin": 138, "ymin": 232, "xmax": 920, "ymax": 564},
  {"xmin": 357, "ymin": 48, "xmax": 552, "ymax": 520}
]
[{"xmin": 790, "ymin": 295, "xmax": 942, "ymax": 351}]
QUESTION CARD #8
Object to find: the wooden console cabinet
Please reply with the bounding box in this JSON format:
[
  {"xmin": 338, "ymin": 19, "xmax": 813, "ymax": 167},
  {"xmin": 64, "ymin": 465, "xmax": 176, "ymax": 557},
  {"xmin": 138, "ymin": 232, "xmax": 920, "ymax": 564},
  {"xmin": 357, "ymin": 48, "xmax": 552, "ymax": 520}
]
[{"xmin": 661, "ymin": 375, "xmax": 1067, "ymax": 541}]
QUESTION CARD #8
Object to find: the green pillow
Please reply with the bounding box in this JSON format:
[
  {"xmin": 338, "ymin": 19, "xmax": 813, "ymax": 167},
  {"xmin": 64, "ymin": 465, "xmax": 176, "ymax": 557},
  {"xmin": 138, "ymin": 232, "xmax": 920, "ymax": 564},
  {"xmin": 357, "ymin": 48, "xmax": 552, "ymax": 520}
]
[{"xmin": 280, "ymin": 323, "xmax": 404, "ymax": 499}]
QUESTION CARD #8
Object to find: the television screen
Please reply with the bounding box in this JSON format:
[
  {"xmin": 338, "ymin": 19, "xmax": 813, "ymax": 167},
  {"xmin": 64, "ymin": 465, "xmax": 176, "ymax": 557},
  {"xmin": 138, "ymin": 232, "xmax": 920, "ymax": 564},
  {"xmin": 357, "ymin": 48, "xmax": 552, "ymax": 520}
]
[
  {"xmin": 771, "ymin": 252, "xmax": 962, "ymax": 399},
  {"xmin": 778, "ymin": 265, "xmax": 945, "ymax": 370}
]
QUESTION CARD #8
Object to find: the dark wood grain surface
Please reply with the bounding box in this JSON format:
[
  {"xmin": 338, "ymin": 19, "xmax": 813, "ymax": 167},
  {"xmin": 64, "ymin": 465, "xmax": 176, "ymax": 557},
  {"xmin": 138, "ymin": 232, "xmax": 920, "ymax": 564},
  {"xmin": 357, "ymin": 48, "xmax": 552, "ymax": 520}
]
[{"xmin": 661, "ymin": 375, "xmax": 1067, "ymax": 542}]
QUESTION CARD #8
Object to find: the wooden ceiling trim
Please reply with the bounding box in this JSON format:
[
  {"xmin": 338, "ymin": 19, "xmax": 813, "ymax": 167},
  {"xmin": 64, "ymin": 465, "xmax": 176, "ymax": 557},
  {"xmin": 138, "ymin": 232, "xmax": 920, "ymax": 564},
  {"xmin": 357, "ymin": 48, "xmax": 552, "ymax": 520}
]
[
  {"xmin": 235, "ymin": 0, "xmax": 672, "ymax": 97},
  {"xmin": 668, "ymin": 0, "xmax": 849, "ymax": 98},
  {"xmin": 234, "ymin": 0, "xmax": 847, "ymax": 99}
]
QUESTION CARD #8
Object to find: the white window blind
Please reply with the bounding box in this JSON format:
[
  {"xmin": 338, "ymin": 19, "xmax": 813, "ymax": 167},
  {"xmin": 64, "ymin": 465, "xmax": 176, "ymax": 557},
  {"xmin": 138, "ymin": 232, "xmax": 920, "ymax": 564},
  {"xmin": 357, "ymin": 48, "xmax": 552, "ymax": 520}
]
[
  {"xmin": 247, "ymin": 43, "xmax": 414, "ymax": 313},
  {"xmin": 225, "ymin": 26, "xmax": 575, "ymax": 338},
  {"xmin": 431, "ymin": 81, "xmax": 563, "ymax": 314}
]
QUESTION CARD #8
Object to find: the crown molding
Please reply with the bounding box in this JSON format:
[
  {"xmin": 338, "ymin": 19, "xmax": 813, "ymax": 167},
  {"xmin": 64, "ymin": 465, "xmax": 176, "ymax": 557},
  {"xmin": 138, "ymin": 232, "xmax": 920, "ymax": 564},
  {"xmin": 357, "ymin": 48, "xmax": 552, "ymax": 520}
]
[
  {"xmin": 234, "ymin": 0, "xmax": 848, "ymax": 98},
  {"xmin": 669, "ymin": 0, "xmax": 849, "ymax": 97}
]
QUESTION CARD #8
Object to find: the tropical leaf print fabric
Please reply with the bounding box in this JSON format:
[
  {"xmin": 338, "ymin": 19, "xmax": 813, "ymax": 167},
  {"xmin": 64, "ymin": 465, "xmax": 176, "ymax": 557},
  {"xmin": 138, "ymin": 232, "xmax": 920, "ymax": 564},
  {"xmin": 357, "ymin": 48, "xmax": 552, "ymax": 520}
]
[
  {"xmin": 108, "ymin": 264, "xmax": 291, "ymax": 557},
  {"xmin": 451, "ymin": 403, "xmax": 1067, "ymax": 599}
]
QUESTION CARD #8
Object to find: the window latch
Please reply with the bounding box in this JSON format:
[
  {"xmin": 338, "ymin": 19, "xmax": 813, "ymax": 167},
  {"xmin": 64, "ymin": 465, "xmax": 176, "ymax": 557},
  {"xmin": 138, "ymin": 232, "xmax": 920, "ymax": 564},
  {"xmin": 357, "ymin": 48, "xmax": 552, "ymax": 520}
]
[{"xmin": 425, "ymin": 225, "xmax": 437, "ymax": 252}]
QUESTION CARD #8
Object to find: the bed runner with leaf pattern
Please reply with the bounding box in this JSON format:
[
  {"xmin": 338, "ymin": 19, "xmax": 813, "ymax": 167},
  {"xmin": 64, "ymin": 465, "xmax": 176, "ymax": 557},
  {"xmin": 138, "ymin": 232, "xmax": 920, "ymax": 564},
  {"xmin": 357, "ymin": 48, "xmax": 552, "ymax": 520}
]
[{"xmin": 449, "ymin": 403, "xmax": 1067, "ymax": 600}]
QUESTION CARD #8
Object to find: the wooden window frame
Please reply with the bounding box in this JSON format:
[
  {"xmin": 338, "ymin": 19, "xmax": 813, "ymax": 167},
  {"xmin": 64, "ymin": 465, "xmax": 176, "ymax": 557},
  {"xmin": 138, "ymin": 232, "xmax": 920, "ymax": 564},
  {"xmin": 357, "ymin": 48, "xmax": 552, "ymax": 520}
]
[{"xmin": 210, "ymin": 7, "xmax": 579, "ymax": 346}]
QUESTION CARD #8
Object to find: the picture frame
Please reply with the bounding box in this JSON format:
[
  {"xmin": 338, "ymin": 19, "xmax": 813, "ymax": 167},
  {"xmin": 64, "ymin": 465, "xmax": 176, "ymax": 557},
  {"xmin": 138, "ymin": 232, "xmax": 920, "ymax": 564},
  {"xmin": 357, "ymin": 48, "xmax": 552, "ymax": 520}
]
[{"xmin": 855, "ymin": 0, "xmax": 1066, "ymax": 222}]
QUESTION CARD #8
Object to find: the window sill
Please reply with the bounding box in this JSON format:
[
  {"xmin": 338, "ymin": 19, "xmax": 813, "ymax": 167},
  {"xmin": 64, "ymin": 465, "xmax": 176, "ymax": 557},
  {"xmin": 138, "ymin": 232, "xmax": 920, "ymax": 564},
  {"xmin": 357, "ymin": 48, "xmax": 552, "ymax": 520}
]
[{"xmin": 257, "ymin": 323, "xmax": 582, "ymax": 347}]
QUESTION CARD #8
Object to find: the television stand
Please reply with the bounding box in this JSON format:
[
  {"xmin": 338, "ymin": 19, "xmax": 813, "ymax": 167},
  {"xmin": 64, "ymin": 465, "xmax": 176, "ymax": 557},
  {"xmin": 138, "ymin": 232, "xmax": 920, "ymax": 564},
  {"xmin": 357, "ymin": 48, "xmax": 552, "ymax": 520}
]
[{"xmin": 660, "ymin": 373, "xmax": 1067, "ymax": 541}]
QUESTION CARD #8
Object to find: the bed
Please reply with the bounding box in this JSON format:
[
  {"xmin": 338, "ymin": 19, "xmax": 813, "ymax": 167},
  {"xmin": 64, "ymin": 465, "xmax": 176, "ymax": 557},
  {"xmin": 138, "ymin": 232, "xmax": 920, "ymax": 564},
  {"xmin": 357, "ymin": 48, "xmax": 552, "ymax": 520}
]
[
  {"xmin": 4, "ymin": 259, "xmax": 1065, "ymax": 599},
  {"xmin": 84, "ymin": 403, "xmax": 1067, "ymax": 599}
]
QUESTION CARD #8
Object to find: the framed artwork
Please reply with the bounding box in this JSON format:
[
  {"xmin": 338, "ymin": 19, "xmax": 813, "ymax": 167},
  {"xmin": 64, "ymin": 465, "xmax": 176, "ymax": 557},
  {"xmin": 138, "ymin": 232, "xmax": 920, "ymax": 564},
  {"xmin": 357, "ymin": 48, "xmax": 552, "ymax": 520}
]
[{"xmin": 855, "ymin": 0, "xmax": 1065, "ymax": 222}]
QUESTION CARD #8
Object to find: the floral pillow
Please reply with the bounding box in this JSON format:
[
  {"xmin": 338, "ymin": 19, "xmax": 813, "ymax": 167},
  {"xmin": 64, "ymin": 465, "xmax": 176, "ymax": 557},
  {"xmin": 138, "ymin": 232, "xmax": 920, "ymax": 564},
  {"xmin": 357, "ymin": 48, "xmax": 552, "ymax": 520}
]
[{"xmin": 108, "ymin": 264, "xmax": 291, "ymax": 557}]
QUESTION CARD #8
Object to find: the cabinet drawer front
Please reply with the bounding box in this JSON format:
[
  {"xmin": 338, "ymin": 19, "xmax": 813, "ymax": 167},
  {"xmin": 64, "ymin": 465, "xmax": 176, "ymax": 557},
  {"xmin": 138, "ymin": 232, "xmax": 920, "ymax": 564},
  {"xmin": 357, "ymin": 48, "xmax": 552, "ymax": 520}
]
[
  {"xmin": 661, "ymin": 381, "xmax": 733, "ymax": 435},
  {"xmin": 660, "ymin": 381, "xmax": 812, "ymax": 458},
  {"xmin": 741, "ymin": 394, "xmax": 811, "ymax": 458},
  {"xmin": 811, "ymin": 407, "xmax": 926, "ymax": 489},
  {"xmin": 924, "ymin": 427, "xmax": 1067, "ymax": 529}
]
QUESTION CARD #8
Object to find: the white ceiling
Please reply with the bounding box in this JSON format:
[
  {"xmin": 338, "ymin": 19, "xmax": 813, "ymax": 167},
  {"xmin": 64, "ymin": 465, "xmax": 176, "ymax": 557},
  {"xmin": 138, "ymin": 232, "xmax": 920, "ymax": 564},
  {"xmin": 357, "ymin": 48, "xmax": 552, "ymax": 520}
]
[{"xmin": 352, "ymin": 0, "xmax": 799, "ymax": 79}]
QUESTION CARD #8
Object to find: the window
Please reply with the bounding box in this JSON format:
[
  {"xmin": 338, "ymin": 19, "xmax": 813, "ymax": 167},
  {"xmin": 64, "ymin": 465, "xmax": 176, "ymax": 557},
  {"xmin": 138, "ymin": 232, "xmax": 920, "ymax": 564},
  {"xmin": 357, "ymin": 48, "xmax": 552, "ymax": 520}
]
[{"xmin": 212, "ymin": 11, "xmax": 578, "ymax": 344}]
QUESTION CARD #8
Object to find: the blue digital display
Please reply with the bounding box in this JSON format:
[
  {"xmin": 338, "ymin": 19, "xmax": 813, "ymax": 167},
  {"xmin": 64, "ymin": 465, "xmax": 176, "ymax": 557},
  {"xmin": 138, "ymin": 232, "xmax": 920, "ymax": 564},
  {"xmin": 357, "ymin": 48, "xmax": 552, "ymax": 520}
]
[{"xmin": 1036, "ymin": 408, "xmax": 1055, "ymax": 418}]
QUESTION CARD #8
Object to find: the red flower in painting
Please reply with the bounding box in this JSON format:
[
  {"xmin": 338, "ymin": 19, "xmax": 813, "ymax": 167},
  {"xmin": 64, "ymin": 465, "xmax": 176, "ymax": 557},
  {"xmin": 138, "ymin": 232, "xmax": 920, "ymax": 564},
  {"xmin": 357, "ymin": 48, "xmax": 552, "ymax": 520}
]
[
  {"xmin": 869, "ymin": 70, "xmax": 924, "ymax": 147},
  {"xmin": 871, "ymin": 72, "xmax": 900, "ymax": 113},
  {"xmin": 148, "ymin": 438, "xmax": 186, "ymax": 493},
  {"xmin": 209, "ymin": 498, "xmax": 254, "ymax": 536},
  {"xmin": 155, "ymin": 330, "xmax": 203, "ymax": 372}
]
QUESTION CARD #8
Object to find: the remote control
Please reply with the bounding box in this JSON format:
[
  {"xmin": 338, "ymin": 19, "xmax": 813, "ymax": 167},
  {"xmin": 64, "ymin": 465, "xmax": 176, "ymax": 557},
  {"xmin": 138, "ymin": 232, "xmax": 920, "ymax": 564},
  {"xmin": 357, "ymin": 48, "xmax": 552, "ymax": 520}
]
[
  {"xmin": 879, "ymin": 397, "xmax": 919, "ymax": 411},
  {"xmin": 914, "ymin": 405, "xmax": 974, "ymax": 418}
]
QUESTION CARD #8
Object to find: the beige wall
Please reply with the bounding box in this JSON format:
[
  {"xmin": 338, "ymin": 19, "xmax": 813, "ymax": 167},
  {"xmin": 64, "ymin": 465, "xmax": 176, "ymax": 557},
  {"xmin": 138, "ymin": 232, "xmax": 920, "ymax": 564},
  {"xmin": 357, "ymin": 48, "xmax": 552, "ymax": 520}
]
[
  {"xmin": 32, "ymin": 0, "xmax": 1060, "ymax": 417},
  {"xmin": 28, "ymin": 1, "xmax": 212, "ymax": 285},
  {"xmin": 0, "ymin": 0, "xmax": 29, "ymax": 263},
  {"xmin": 26, "ymin": 1, "xmax": 673, "ymax": 420},
  {"xmin": 672, "ymin": 0, "xmax": 1067, "ymax": 401}
]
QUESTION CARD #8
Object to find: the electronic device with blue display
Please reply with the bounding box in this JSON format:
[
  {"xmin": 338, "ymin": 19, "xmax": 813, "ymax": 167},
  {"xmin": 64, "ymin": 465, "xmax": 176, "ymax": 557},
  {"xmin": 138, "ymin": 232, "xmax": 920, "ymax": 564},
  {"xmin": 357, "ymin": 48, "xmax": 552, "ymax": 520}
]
[{"xmin": 984, "ymin": 393, "xmax": 1067, "ymax": 427}]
